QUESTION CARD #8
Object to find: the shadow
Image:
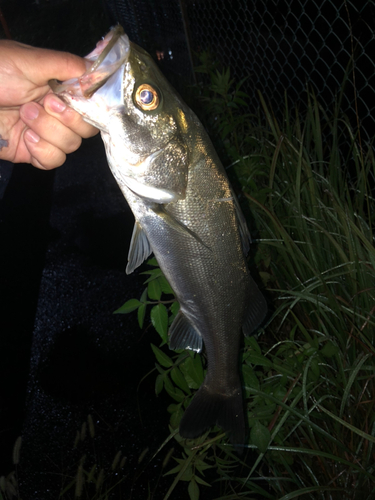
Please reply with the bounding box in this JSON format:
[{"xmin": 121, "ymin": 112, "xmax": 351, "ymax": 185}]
[{"xmin": 0, "ymin": 163, "xmax": 55, "ymax": 473}]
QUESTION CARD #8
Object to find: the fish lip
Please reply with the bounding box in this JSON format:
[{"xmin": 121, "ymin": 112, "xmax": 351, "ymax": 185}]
[{"xmin": 49, "ymin": 25, "xmax": 130, "ymax": 99}]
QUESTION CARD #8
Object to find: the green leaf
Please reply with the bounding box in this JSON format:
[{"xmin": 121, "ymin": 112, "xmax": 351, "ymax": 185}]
[
  {"xmin": 171, "ymin": 301, "xmax": 180, "ymax": 316},
  {"xmin": 249, "ymin": 404, "xmax": 276, "ymax": 419},
  {"xmin": 113, "ymin": 299, "xmax": 141, "ymax": 314},
  {"xmin": 242, "ymin": 364, "xmax": 260, "ymax": 392},
  {"xmin": 167, "ymin": 403, "xmax": 179, "ymax": 414},
  {"xmin": 169, "ymin": 301, "xmax": 180, "ymax": 325},
  {"xmin": 181, "ymin": 355, "xmax": 205, "ymax": 387},
  {"xmin": 151, "ymin": 343, "xmax": 173, "ymax": 368},
  {"xmin": 146, "ymin": 257, "xmax": 159, "ymax": 266},
  {"xmin": 171, "ymin": 366, "xmax": 191, "ymax": 394},
  {"xmin": 155, "ymin": 374, "xmax": 164, "ymax": 395},
  {"xmin": 194, "ymin": 456, "xmax": 212, "ymax": 473},
  {"xmin": 166, "ymin": 457, "xmax": 194, "ymax": 480},
  {"xmin": 164, "ymin": 378, "xmax": 186, "ymax": 403},
  {"xmin": 142, "ymin": 268, "xmax": 163, "ymax": 282},
  {"xmin": 138, "ymin": 303, "xmax": 146, "ymax": 328},
  {"xmin": 309, "ymin": 357, "xmax": 320, "ymax": 379},
  {"xmin": 148, "ymin": 279, "xmax": 162, "ymax": 300},
  {"xmin": 247, "ymin": 353, "xmax": 273, "ymax": 368},
  {"xmin": 158, "ymin": 275, "xmax": 175, "ymax": 295},
  {"xmin": 151, "ymin": 304, "xmax": 169, "ymax": 343},
  {"xmin": 188, "ymin": 479, "xmax": 199, "ymax": 500},
  {"xmin": 164, "ymin": 462, "xmax": 183, "ymax": 476},
  {"xmin": 321, "ymin": 341, "xmax": 339, "ymax": 358},
  {"xmin": 227, "ymin": 100, "xmax": 238, "ymax": 109},
  {"xmin": 170, "ymin": 404, "xmax": 184, "ymax": 429},
  {"xmin": 191, "ymin": 354, "xmax": 205, "ymax": 385},
  {"xmin": 245, "ymin": 336, "xmax": 262, "ymax": 354},
  {"xmin": 250, "ymin": 421, "xmax": 271, "ymax": 453},
  {"xmin": 195, "ymin": 475, "xmax": 211, "ymax": 487},
  {"xmin": 164, "ymin": 374, "xmax": 176, "ymax": 393},
  {"xmin": 273, "ymin": 386, "xmax": 287, "ymax": 402},
  {"xmin": 235, "ymin": 88, "xmax": 249, "ymax": 97},
  {"xmin": 140, "ymin": 287, "xmax": 148, "ymax": 303},
  {"xmin": 180, "ymin": 366, "xmax": 200, "ymax": 389},
  {"xmin": 233, "ymin": 97, "xmax": 248, "ymax": 106},
  {"xmin": 155, "ymin": 362, "xmax": 165, "ymax": 375}
]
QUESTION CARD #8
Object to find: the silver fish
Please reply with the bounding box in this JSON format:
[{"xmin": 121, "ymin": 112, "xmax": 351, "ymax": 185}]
[{"xmin": 50, "ymin": 26, "xmax": 267, "ymax": 444}]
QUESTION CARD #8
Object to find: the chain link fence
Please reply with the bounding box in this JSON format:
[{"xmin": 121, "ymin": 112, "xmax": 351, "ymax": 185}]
[{"xmin": 106, "ymin": 0, "xmax": 375, "ymax": 143}]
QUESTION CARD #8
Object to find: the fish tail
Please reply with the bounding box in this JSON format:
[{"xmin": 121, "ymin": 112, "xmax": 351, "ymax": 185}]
[{"xmin": 179, "ymin": 383, "xmax": 245, "ymax": 446}]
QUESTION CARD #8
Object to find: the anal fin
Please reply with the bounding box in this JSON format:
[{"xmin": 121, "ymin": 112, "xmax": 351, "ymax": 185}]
[{"xmin": 169, "ymin": 311, "xmax": 203, "ymax": 353}]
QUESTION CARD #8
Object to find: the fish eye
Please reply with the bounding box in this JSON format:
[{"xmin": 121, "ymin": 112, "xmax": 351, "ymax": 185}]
[
  {"xmin": 134, "ymin": 83, "xmax": 160, "ymax": 111},
  {"xmin": 140, "ymin": 89, "xmax": 153, "ymax": 104}
]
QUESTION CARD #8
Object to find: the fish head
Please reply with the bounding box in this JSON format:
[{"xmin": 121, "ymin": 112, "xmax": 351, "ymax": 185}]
[{"xmin": 50, "ymin": 26, "xmax": 191, "ymax": 203}]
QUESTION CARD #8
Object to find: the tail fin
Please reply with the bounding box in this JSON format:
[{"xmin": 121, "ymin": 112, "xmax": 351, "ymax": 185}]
[{"xmin": 179, "ymin": 384, "xmax": 245, "ymax": 445}]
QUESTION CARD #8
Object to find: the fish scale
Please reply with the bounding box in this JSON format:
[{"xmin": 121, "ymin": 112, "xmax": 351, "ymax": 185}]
[{"xmin": 50, "ymin": 25, "xmax": 267, "ymax": 446}]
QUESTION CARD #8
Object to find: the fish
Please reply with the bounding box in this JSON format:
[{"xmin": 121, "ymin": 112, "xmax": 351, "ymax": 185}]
[{"xmin": 50, "ymin": 26, "xmax": 267, "ymax": 445}]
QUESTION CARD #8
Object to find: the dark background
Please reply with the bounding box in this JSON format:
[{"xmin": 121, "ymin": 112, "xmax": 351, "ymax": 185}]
[
  {"xmin": 0, "ymin": 1, "xmax": 190, "ymax": 498},
  {"xmin": 1, "ymin": 0, "xmax": 374, "ymax": 497}
]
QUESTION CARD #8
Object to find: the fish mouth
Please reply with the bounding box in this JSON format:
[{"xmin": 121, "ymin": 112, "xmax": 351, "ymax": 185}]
[{"xmin": 49, "ymin": 25, "xmax": 130, "ymax": 99}]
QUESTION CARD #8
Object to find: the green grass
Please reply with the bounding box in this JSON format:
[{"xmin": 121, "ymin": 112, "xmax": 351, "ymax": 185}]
[
  {"xmin": 114, "ymin": 70, "xmax": 375, "ymax": 499},
  {"xmin": 234, "ymin": 90, "xmax": 375, "ymax": 499}
]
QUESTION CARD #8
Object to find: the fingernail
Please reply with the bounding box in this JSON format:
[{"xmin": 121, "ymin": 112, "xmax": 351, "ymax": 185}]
[
  {"xmin": 49, "ymin": 96, "xmax": 66, "ymax": 113},
  {"xmin": 22, "ymin": 103, "xmax": 39, "ymax": 120},
  {"xmin": 24, "ymin": 129, "xmax": 40, "ymax": 143}
]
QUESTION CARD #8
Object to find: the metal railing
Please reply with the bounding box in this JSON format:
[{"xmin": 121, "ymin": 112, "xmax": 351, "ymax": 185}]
[{"xmin": 105, "ymin": 0, "xmax": 375, "ymax": 143}]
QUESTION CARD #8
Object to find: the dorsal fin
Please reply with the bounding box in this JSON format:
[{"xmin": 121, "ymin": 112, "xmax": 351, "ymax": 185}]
[
  {"xmin": 242, "ymin": 276, "xmax": 268, "ymax": 335},
  {"xmin": 126, "ymin": 221, "xmax": 153, "ymax": 274},
  {"xmin": 232, "ymin": 189, "xmax": 252, "ymax": 256}
]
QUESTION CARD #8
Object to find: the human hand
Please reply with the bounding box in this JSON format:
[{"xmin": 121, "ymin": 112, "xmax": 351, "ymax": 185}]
[{"xmin": 0, "ymin": 40, "xmax": 99, "ymax": 169}]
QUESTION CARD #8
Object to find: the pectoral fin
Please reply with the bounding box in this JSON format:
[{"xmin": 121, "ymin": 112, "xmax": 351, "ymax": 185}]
[
  {"xmin": 123, "ymin": 139, "xmax": 189, "ymax": 203},
  {"xmin": 126, "ymin": 221, "xmax": 153, "ymax": 274},
  {"xmin": 169, "ymin": 311, "xmax": 203, "ymax": 352},
  {"xmin": 152, "ymin": 205, "xmax": 211, "ymax": 251},
  {"xmin": 242, "ymin": 277, "xmax": 268, "ymax": 335}
]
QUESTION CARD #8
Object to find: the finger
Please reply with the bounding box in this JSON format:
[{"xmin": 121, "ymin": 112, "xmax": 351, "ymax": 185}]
[
  {"xmin": 43, "ymin": 94, "xmax": 99, "ymax": 139},
  {"xmin": 23, "ymin": 128, "xmax": 67, "ymax": 170},
  {"xmin": 20, "ymin": 101, "xmax": 82, "ymax": 154}
]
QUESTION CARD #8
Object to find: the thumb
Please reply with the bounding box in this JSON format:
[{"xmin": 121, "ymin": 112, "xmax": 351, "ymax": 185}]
[{"xmin": 26, "ymin": 47, "xmax": 88, "ymax": 85}]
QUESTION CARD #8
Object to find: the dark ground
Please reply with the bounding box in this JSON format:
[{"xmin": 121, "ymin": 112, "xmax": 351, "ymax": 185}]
[
  {"xmin": 0, "ymin": 1, "xmax": 193, "ymax": 498},
  {"xmin": 0, "ymin": 136, "xmax": 182, "ymax": 499}
]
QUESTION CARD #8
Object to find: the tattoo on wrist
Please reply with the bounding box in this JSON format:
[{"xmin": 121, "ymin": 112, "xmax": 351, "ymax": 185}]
[{"xmin": 0, "ymin": 135, "xmax": 9, "ymax": 150}]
